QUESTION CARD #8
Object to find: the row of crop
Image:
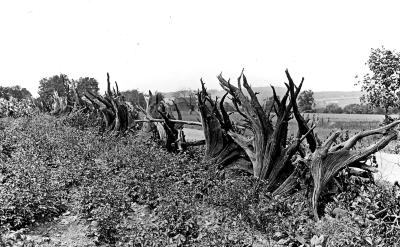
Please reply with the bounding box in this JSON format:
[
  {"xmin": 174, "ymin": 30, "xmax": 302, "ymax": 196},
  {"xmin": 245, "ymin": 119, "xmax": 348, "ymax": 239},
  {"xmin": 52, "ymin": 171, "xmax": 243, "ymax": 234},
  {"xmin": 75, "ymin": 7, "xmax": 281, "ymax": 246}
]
[
  {"xmin": 0, "ymin": 98, "xmax": 38, "ymax": 118},
  {"xmin": 1, "ymin": 114, "xmax": 399, "ymax": 246}
]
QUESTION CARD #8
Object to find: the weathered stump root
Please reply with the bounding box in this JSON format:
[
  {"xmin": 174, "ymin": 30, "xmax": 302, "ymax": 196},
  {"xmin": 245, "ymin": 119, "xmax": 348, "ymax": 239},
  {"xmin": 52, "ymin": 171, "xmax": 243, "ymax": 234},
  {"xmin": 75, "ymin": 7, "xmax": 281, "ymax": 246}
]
[{"xmin": 198, "ymin": 79, "xmax": 252, "ymax": 172}]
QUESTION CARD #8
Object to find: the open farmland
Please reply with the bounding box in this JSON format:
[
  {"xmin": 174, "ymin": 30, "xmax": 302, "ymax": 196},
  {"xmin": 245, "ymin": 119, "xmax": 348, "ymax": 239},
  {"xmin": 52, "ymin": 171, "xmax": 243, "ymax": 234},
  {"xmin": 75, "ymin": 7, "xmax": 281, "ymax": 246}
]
[
  {"xmin": 170, "ymin": 88, "xmax": 363, "ymax": 108},
  {"xmin": 180, "ymin": 111, "xmax": 386, "ymax": 140},
  {"xmin": 2, "ymin": 73, "xmax": 400, "ymax": 247},
  {"xmin": 0, "ymin": 109, "xmax": 399, "ymax": 246},
  {"xmin": 302, "ymin": 113, "xmax": 386, "ymax": 122},
  {"xmin": 178, "ymin": 112, "xmax": 385, "ymax": 128},
  {"xmin": 2, "ymin": 2, "xmax": 400, "ymax": 245},
  {"xmin": 2, "ymin": 105, "xmax": 400, "ymax": 246}
]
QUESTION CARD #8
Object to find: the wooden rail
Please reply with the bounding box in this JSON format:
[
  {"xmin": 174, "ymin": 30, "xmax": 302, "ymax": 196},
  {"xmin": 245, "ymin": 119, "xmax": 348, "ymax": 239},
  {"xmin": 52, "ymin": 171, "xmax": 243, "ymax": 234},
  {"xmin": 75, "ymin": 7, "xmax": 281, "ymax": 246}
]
[{"xmin": 134, "ymin": 119, "xmax": 203, "ymax": 126}]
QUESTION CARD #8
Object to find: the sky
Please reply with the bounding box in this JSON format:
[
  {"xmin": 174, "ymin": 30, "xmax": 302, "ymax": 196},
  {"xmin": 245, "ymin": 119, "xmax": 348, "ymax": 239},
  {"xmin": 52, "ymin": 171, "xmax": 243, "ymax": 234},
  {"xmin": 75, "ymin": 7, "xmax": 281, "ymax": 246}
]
[{"xmin": 1, "ymin": 0, "xmax": 400, "ymax": 97}]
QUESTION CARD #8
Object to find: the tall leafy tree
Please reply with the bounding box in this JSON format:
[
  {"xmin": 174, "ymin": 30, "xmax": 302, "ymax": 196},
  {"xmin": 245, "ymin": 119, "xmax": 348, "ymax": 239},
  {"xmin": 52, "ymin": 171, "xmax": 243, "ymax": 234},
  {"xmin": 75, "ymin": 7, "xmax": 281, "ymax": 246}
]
[
  {"xmin": 38, "ymin": 74, "xmax": 70, "ymax": 104},
  {"xmin": 324, "ymin": 103, "xmax": 343, "ymax": 113},
  {"xmin": 121, "ymin": 89, "xmax": 146, "ymax": 109},
  {"xmin": 343, "ymin": 103, "xmax": 372, "ymax": 114},
  {"xmin": 298, "ymin": 89, "xmax": 315, "ymax": 112},
  {"xmin": 0, "ymin": 86, "xmax": 31, "ymax": 100},
  {"xmin": 73, "ymin": 77, "xmax": 99, "ymax": 95},
  {"xmin": 357, "ymin": 46, "xmax": 400, "ymax": 115},
  {"xmin": 38, "ymin": 74, "xmax": 99, "ymax": 106}
]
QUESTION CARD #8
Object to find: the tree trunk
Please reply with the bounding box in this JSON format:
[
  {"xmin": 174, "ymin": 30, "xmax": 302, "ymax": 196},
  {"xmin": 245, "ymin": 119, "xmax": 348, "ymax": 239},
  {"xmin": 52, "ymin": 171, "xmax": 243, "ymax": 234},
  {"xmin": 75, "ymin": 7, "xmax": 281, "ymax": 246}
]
[
  {"xmin": 84, "ymin": 73, "xmax": 132, "ymax": 133},
  {"xmin": 198, "ymin": 79, "xmax": 252, "ymax": 172},
  {"xmin": 218, "ymin": 69, "xmax": 315, "ymax": 190},
  {"xmin": 309, "ymin": 121, "xmax": 400, "ymax": 220},
  {"xmin": 139, "ymin": 93, "xmax": 202, "ymax": 152},
  {"xmin": 51, "ymin": 91, "xmax": 72, "ymax": 116},
  {"xmin": 214, "ymin": 69, "xmax": 400, "ymax": 220}
]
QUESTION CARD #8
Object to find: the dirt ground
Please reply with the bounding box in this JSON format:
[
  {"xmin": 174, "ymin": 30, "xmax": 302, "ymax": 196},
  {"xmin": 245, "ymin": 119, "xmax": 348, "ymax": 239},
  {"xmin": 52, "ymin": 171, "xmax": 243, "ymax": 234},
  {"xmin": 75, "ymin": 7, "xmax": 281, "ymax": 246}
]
[{"xmin": 1, "ymin": 211, "xmax": 99, "ymax": 247}]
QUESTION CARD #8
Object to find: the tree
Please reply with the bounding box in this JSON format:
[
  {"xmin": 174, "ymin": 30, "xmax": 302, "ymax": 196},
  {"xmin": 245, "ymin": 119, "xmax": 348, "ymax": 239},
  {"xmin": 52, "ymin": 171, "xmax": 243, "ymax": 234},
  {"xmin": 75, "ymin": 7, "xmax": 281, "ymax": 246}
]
[
  {"xmin": 217, "ymin": 70, "xmax": 317, "ymax": 183},
  {"xmin": 202, "ymin": 69, "xmax": 400, "ymax": 220},
  {"xmin": 121, "ymin": 89, "xmax": 147, "ymax": 109},
  {"xmin": 357, "ymin": 46, "xmax": 400, "ymax": 115},
  {"xmin": 73, "ymin": 77, "xmax": 99, "ymax": 95},
  {"xmin": 38, "ymin": 74, "xmax": 70, "ymax": 104},
  {"xmin": 84, "ymin": 73, "xmax": 130, "ymax": 133},
  {"xmin": 172, "ymin": 89, "xmax": 194, "ymax": 99},
  {"xmin": 172, "ymin": 89, "xmax": 197, "ymax": 113},
  {"xmin": 0, "ymin": 86, "xmax": 31, "ymax": 100},
  {"xmin": 324, "ymin": 103, "xmax": 343, "ymax": 113},
  {"xmin": 197, "ymin": 80, "xmax": 251, "ymax": 172},
  {"xmin": 343, "ymin": 104, "xmax": 361, "ymax": 114},
  {"xmin": 343, "ymin": 103, "xmax": 373, "ymax": 114},
  {"xmin": 38, "ymin": 74, "xmax": 100, "ymax": 113},
  {"xmin": 298, "ymin": 90, "xmax": 315, "ymax": 112}
]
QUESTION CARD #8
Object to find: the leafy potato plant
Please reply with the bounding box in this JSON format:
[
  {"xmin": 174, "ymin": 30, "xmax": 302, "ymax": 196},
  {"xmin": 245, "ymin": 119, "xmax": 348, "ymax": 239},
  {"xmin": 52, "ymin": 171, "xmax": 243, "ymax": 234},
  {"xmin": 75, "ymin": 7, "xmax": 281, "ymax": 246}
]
[{"xmin": 2, "ymin": 114, "xmax": 400, "ymax": 246}]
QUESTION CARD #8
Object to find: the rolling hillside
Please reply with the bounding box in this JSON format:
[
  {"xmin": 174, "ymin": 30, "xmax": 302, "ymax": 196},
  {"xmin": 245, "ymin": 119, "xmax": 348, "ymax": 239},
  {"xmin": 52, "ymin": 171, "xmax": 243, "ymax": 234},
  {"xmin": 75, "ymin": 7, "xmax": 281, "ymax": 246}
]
[{"xmin": 164, "ymin": 87, "xmax": 362, "ymax": 108}]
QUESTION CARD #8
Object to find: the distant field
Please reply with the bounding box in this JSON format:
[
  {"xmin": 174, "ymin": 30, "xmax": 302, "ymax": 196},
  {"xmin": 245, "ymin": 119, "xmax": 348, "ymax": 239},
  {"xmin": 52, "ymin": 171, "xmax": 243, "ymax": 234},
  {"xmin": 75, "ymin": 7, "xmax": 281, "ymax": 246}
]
[
  {"xmin": 177, "ymin": 111, "xmax": 393, "ymax": 148},
  {"xmin": 294, "ymin": 113, "xmax": 384, "ymax": 134},
  {"xmin": 173, "ymin": 111, "xmax": 387, "ymax": 123},
  {"xmin": 173, "ymin": 111, "xmax": 387, "ymax": 130},
  {"xmin": 301, "ymin": 113, "xmax": 385, "ymax": 122},
  {"xmin": 164, "ymin": 88, "xmax": 362, "ymax": 108}
]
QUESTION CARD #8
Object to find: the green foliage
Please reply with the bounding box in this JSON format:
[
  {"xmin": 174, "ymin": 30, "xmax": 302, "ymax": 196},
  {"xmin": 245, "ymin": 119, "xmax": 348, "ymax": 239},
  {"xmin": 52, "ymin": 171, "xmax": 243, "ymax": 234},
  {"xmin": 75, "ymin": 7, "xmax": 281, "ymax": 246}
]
[
  {"xmin": 0, "ymin": 115, "xmax": 112, "ymax": 232},
  {"xmin": 38, "ymin": 74, "xmax": 99, "ymax": 109},
  {"xmin": 171, "ymin": 89, "xmax": 197, "ymax": 112},
  {"xmin": 358, "ymin": 46, "xmax": 400, "ymax": 114},
  {"xmin": 61, "ymin": 110, "xmax": 101, "ymax": 130},
  {"xmin": 120, "ymin": 89, "xmax": 146, "ymax": 109},
  {"xmin": 298, "ymin": 89, "xmax": 315, "ymax": 112},
  {"xmin": 0, "ymin": 98, "xmax": 38, "ymax": 118},
  {"xmin": 0, "ymin": 116, "xmax": 72, "ymax": 230},
  {"xmin": 73, "ymin": 77, "xmax": 99, "ymax": 95},
  {"xmin": 0, "ymin": 86, "xmax": 31, "ymax": 100},
  {"xmin": 38, "ymin": 74, "xmax": 70, "ymax": 104},
  {"xmin": 324, "ymin": 103, "xmax": 343, "ymax": 113},
  {"xmin": 323, "ymin": 175, "xmax": 400, "ymax": 246},
  {"xmin": 1, "ymin": 114, "xmax": 400, "ymax": 246},
  {"xmin": 343, "ymin": 103, "xmax": 371, "ymax": 114}
]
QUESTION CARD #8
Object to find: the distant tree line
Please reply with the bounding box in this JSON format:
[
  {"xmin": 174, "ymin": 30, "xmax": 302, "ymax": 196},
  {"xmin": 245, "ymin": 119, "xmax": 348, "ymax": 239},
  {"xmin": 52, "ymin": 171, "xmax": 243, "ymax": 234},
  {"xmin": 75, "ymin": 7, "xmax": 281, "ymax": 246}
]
[
  {"xmin": 0, "ymin": 86, "xmax": 32, "ymax": 100},
  {"xmin": 36, "ymin": 73, "xmax": 151, "ymax": 112},
  {"xmin": 120, "ymin": 89, "xmax": 147, "ymax": 109},
  {"xmin": 38, "ymin": 74, "xmax": 99, "ymax": 104},
  {"xmin": 171, "ymin": 89, "xmax": 197, "ymax": 113},
  {"xmin": 314, "ymin": 103, "xmax": 394, "ymax": 114},
  {"xmin": 6, "ymin": 45, "xmax": 400, "ymax": 118},
  {"xmin": 294, "ymin": 88, "xmax": 396, "ymax": 114},
  {"xmin": 310, "ymin": 47, "xmax": 400, "ymax": 115}
]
